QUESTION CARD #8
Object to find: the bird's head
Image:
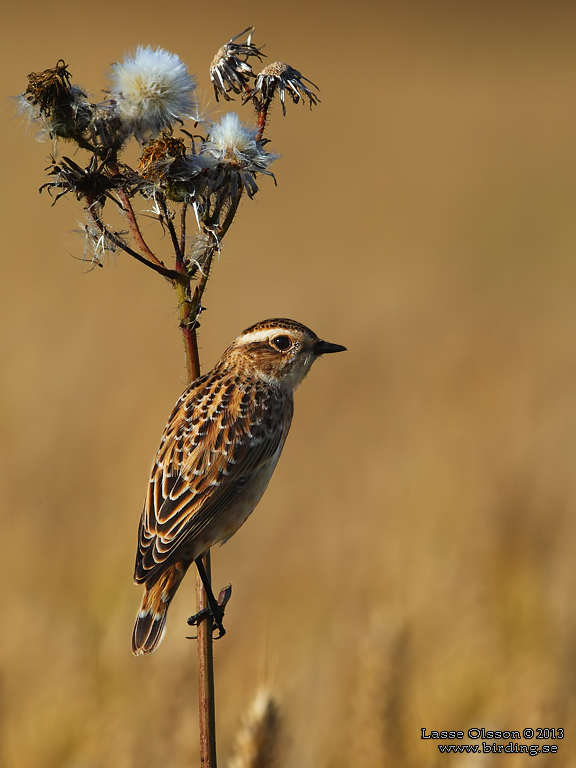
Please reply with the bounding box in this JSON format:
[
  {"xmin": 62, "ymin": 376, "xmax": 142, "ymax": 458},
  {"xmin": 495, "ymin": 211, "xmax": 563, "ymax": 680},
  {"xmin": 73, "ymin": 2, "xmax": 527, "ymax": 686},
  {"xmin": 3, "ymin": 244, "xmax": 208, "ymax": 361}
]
[{"xmin": 224, "ymin": 318, "xmax": 346, "ymax": 391}]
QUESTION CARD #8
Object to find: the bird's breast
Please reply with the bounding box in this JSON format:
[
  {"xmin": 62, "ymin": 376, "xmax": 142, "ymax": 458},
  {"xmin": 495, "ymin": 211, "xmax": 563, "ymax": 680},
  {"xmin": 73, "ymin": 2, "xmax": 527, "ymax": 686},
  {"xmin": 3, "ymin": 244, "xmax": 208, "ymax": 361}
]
[{"xmin": 217, "ymin": 442, "xmax": 285, "ymax": 546}]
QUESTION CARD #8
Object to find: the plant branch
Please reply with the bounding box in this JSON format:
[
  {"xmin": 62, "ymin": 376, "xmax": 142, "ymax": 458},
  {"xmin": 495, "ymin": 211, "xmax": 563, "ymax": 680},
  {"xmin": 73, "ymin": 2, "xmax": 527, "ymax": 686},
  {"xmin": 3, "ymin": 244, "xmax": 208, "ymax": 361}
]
[
  {"xmin": 188, "ymin": 186, "xmax": 244, "ymax": 768},
  {"xmin": 158, "ymin": 196, "xmax": 185, "ymax": 266},
  {"xmin": 255, "ymin": 100, "xmax": 271, "ymax": 141},
  {"xmin": 196, "ymin": 551, "xmax": 217, "ymax": 768},
  {"xmin": 87, "ymin": 204, "xmax": 179, "ymax": 280},
  {"xmin": 117, "ymin": 189, "xmax": 168, "ymax": 270},
  {"xmin": 175, "ymin": 277, "xmax": 199, "ymax": 383},
  {"xmin": 180, "ymin": 202, "xmax": 188, "ymax": 265}
]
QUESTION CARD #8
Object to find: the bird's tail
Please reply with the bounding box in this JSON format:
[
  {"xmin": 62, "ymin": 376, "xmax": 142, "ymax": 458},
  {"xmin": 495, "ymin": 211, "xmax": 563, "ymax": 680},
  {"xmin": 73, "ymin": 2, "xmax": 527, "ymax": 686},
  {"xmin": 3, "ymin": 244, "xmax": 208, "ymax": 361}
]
[{"xmin": 132, "ymin": 562, "xmax": 189, "ymax": 655}]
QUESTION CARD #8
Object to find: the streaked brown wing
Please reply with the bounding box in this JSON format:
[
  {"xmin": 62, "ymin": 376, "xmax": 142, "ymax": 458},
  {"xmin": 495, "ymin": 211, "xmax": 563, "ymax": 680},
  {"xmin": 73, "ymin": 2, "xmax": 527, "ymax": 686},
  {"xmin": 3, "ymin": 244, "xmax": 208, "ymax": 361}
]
[{"xmin": 134, "ymin": 371, "xmax": 291, "ymax": 585}]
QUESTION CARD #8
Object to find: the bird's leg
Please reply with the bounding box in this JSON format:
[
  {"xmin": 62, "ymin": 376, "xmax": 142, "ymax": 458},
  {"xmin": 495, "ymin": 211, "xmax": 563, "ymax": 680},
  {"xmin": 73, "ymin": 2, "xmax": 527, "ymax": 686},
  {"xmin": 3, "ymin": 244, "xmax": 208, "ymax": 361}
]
[{"xmin": 187, "ymin": 557, "xmax": 232, "ymax": 639}]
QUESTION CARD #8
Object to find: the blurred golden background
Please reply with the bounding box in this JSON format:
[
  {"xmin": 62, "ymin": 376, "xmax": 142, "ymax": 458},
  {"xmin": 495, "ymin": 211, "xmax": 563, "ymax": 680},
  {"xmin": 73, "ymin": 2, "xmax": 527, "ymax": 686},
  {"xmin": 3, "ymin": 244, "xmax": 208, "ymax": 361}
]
[{"xmin": 2, "ymin": 0, "xmax": 576, "ymax": 765}]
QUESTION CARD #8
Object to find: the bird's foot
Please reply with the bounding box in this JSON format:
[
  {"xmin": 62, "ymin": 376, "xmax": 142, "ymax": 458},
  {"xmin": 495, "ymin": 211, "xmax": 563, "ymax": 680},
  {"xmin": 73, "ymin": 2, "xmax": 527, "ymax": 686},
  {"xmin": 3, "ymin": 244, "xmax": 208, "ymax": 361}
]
[{"xmin": 187, "ymin": 583, "xmax": 232, "ymax": 640}]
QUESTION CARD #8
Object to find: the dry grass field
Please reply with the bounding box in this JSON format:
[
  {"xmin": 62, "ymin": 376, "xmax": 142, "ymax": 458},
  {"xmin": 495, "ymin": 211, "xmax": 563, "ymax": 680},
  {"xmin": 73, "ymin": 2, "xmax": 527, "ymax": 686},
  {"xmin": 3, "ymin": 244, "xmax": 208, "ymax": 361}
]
[{"xmin": 2, "ymin": 1, "xmax": 576, "ymax": 765}]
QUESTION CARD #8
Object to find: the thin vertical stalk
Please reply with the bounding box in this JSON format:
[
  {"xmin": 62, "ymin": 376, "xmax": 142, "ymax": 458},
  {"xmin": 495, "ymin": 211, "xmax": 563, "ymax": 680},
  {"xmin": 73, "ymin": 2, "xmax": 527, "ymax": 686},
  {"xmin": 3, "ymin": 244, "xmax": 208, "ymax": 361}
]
[
  {"xmin": 175, "ymin": 256, "xmax": 217, "ymax": 768},
  {"xmin": 176, "ymin": 188, "xmax": 244, "ymax": 768},
  {"xmin": 180, "ymin": 202, "xmax": 188, "ymax": 258},
  {"xmin": 175, "ymin": 274, "xmax": 199, "ymax": 383},
  {"xmin": 196, "ymin": 551, "xmax": 217, "ymax": 767},
  {"xmin": 185, "ymin": 316, "xmax": 217, "ymax": 768},
  {"xmin": 255, "ymin": 102, "xmax": 270, "ymax": 141}
]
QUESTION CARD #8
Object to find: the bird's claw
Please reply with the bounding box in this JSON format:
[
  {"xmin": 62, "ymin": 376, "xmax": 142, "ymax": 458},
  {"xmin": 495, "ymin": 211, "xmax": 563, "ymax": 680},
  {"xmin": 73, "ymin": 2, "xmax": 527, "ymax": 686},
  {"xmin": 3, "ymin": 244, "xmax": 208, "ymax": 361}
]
[{"xmin": 186, "ymin": 583, "xmax": 232, "ymax": 640}]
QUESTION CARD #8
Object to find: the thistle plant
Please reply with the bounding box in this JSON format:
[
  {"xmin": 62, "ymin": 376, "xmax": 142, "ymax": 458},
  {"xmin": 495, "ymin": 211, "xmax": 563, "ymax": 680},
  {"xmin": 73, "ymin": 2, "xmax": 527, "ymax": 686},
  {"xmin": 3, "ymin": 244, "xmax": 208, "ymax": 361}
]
[{"xmin": 19, "ymin": 27, "xmax": 319, "ymax": 768}]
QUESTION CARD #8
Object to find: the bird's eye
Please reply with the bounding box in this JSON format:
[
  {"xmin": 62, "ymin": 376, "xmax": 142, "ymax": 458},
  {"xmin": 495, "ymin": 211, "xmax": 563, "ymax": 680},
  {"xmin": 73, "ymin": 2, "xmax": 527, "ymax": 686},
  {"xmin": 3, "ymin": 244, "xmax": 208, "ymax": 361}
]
[{"xmin": 271, "ymin": 335, "xmax": 292, "ymax": 351}]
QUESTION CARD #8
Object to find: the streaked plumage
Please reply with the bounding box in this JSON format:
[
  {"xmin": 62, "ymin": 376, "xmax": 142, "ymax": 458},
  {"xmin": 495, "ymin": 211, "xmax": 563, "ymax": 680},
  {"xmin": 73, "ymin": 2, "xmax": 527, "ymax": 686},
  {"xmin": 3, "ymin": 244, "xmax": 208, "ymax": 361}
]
[{"xmin": 132, "ymin": 318, "xmax": 346, "ymax": 655}]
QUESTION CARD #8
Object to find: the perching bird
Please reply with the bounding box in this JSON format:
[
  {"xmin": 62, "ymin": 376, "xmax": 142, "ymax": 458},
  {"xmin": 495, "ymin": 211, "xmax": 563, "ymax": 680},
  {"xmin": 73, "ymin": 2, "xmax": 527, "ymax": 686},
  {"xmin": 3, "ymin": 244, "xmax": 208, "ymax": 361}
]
[{"xmin": 132, "ymin": 318, "xmax": 346, "ymax": 654}]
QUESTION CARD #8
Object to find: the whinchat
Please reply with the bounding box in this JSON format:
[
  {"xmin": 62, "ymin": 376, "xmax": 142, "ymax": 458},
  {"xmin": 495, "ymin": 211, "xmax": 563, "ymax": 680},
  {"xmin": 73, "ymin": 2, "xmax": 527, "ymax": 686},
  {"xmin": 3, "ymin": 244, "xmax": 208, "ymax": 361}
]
[{"xmin": 132, "ymin": 318, "xmax": 346, "ymax": 655}]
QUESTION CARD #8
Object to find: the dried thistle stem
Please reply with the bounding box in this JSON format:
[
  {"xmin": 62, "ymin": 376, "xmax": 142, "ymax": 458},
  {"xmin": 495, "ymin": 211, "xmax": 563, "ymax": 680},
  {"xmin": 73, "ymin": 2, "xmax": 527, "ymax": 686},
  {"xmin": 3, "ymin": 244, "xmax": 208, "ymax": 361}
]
[
  {"xmin": 88, "ymin": 200, "xmax": 179, "ymax": 280},
  {"xmin": 180, "ymin": 202, "xmax": 188, "ymax": 262},
  {"xmin": 255, "ymin": 104, "xmax": 270, "ymax": 142},
  {"xmin": 178, "ymin": 289, "xmax": 216, "ymax": 765},
  {"xmin": 168, "ymin": 186, "xmax": 244, "ymax": 768},
  {"xmin": 117, "ymin": 188, "xmax": 169, "ymax": 271},
  {"xmin": 188, "ymin": 191, "xmax": 242, "ymax": 768},
  {"xmin": 197, "ymin": 551, "xmax": 218, "ymax": 768}
]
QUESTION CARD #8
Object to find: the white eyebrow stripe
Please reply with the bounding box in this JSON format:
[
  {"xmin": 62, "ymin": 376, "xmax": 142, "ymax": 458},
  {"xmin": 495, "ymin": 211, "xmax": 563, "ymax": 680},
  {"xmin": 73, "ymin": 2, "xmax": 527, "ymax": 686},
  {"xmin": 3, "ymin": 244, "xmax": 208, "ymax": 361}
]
[{"xmin": 237, "ymin": 329, "xmax": 288, "ymax": 344}]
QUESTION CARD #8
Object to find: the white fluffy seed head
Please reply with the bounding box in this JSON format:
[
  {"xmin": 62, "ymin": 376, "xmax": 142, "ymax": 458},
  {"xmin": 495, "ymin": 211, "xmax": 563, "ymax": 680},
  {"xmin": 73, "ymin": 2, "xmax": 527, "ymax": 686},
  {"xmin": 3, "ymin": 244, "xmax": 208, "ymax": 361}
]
[
  {"xmin": 202, "ymin": 112, "xmax": 279, "ymax": 181},
  {"xmin": 206, "ymin": 112, "xmax": 257, "ymax": 157},
  {"xmin": 109, "ymin": 46, "xmax": 197, "ymax": 141}
]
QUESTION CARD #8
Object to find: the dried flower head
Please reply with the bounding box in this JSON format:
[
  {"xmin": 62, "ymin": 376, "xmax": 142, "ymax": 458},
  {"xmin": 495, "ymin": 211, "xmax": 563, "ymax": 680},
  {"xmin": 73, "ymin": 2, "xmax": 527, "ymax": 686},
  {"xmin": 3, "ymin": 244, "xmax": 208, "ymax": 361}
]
[
  {"xmin": 25, "ymin": 60, "xmax": 74, "ymax": 115},
  {"xmin": 137, "ymin": 133, "xmax": 205, "ymax": 202},
  {"xmin": 138, "ymin": 134, "xmax": 188, "ymax": 180},
  {"xmin": 210, "ymin": 27, "xmax": 265, "ymax": 102},
  {"xmin": 249, "ymin": 61, "xmax": 319, "ymax": 116},
  {"xmin": 201, "ymin": 112, "xmax": 278, "ymax": 198},
  {"xmin": 109, "ymin": 46, "xmax": 197, "ymax": 142},
  {"xmin": 40, "ymin": 154, "xmax": 131, "ymax": 207},
  {"xmin": 20, "ymin": 60, "xmax": 92, "ymax": 140}
]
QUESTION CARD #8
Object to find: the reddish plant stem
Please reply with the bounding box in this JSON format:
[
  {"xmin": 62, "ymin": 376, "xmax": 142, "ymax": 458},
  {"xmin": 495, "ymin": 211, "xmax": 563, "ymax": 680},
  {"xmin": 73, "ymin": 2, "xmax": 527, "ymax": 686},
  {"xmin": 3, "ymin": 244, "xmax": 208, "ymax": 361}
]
[
  {"xmin": 87, "ymin": 202, "xmax": 178, "ymax": 280},
  {"xmin": 174, "ymin": 230, "xmax": 216, "ymax": 768},
  {"xmin": 182, "ymin": 321, "xmax": 216, "ymax": 768},
  {"xmin": 178, "ymin": 299, "xmax": 200, "ymax": 383},
  {"xmin": 177, "ymin": 188, "xmax": 243, "ymax": 768},
  {"xmin": 196, "ymin": 551, "xmax": 217, "ymax": 768},
  {"xmin": 184, "ymin": 324, "xmax": 200, "ymax": 383},
  {"xmin": 117, "ymin": 189, "xmax": 168, "ymax": 270},
  {"xmin": 178, "ymin": 302, "xmax": 215, "ymax": 768},
  {"xmin": 186, "ymin": 319, "xmax": 216, "ymax": 768},
  {"xmin": 174, "ymin": 258, "xmax": 199, "ymax": 385},
  {"xmin": 255, "ymin": 101, "xmax": 270, "ymax": 141}
]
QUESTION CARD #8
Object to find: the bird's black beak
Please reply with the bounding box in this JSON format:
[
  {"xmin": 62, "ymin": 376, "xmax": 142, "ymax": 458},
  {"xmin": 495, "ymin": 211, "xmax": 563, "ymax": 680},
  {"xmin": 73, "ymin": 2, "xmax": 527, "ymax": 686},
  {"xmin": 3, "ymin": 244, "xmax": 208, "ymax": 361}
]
[{"xmin": 314, "ymin": 339, "xmax": 347, "ymax": 355}]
